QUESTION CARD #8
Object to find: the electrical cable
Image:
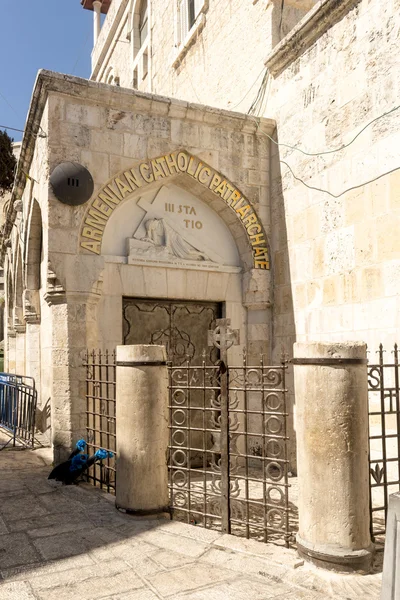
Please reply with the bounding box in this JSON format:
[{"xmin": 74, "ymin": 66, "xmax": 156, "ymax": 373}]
[
  {"xmin": 250, "ymin": 104, "xmax": 400, "ymax": 157},
  {"xmin": 71, "ymin": 29, "xmax": 92, "ymax": 75},
  {"xmin": 228, "ymin": 66, "xmax": 267, "ymax": 111},
  {"xmin": 0, "ymin": 90, "xmax": 21, "ymax": 119},
  {"xmin": 278, "ymin": 0, "xmax": 285, "ymax": 38},
  {"xmin": 280, "ymin": 160, "xmax": 400, "ymax": 199},
  {"xmin": 0, "ymin": 126, "xmax": 46, "ymax": 139}
]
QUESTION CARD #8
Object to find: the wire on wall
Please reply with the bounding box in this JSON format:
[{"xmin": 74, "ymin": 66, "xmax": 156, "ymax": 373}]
[
  {"xmin": 280, "ymin": 160, "xmax": 400, "ymax": 199},
  {"xmin": 0, "ymin": 126, "xmax": 46, "ymax": 139}
]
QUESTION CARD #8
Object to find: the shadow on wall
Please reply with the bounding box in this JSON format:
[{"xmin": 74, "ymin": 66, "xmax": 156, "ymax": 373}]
[
  {"xmin": 270, "ymin": 132, "xmax": 297, "ymax": 473},
  {"xmin": 35, "ymin": 397, "xmax": 51, "ymax": 435}
]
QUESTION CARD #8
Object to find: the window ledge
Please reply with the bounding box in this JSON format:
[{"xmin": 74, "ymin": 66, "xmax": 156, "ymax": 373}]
[
  {"xmin": 172, "ymin": 12, "xmax": 206, "ymax": 68},
  {"xmin": 265, "ymin": 0, "xmax": 362, "ymax": 77}
]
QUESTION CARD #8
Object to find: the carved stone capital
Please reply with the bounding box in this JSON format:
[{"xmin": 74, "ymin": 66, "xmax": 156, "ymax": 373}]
[
  {"xmin": 45, "ymin": 262, "xmax": 66, "ymax": 306},
  {"xmin": 23, "ymin": 289, "xmax": 41, "ymax": 324},
  {"xmin": 243, "ymin": 268, "xmax": 272, "ymax": 310}
]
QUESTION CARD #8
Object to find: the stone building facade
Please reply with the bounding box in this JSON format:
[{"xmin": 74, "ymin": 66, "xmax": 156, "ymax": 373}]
[
  {"xmin": 88, "ymin": 0, "xmax": 400, "ymax": 358},
  {"xmin": 2, "ymin": 0, "xmax": 399, "ymax": 459}
]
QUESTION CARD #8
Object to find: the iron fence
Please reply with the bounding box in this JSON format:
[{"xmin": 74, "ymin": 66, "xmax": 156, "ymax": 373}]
[
  {"xmin": 84, "ymin": 349, "xmax": 116, "ymax": 494},
  {"xmin": 168, "ymin": 356, "xmax": 294, "ymax": 547},
  {"xmin": 0, "ymin": 373, "xmax": 37, "ymax": 447},
  {"xmin": 368, "ymin": 343, "xmax": 400, "ymax": 545}
]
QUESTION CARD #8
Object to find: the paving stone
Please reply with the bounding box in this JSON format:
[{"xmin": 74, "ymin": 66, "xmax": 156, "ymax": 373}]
[
  {"xmin": 0, "ymin": 479, "xmax": 27, "ymax": 494},
  {"xmin": 0, "ymin": 449, "xmax": 382, "ymax": 600},
  {"xmin": 213, "ymin": 533, "xmax": 303, "ymax": 569},
  {"xmin": 35, "ymin": 570, "xmax": 144, "ymax": 600},
  {"xmin": 0, "ymin": 494, "xmax": 49, "ymax": 521},
  {"xmin": 174, "ymin": 577, "xmax": 276, "ymax": 599},
  {"xmin": 156, "ymin": 520, "xmax": 222, "ymax": 543},
  {"xmin": 200, "ymin": 547, "xmax": 290, "ymax": 584},
  {"xmin": 1, "ymin": 554, "xmax": 95, "ymax": 581},
  {"xmin": 147, "ymin": 564, "xmax": 234, "ymax": 597},
  {"xmin": 36, "ymin": 491, "xmax": 87, "ymax": 515},
  {"xmin": 33, "ymin": 531, "xmax": 95, "ymax": 561},
  {"xmin": 134, "ymin": 530, "xmax": 209, "ymax": 557},
  {"xmin": 273, "ymin": 592, "xmax": 327, "ymax": 599},
  {"xmin": 105, "ymin": 590, "xmax": 160, "ymax": 600},
  {"xmin": 0, "ymin": 517, "xmax": 8, "ymax": 536},
  {"xmin": 8, "ymin": 511, "xmax": 91, "ymax": 534},
  {"xmin": 151, "ymin": 549, "xmax": 197, "ymax": 569},
  {"xmin": 0, "ymin": 532, "xmax": 41, "ymax": 569},
  {"xmin": 0, "ymin": 581, "xmax": 37, "ymax": 600},
  {"xmin": 29, "ymin": 559, "xmax": 131, "ymax": 591}
]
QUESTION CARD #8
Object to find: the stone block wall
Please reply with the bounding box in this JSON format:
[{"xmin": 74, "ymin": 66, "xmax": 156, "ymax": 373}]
[
  {"xmin": 267, "ymin": 0, "xmax": 400, "ymax": 357},
  {"xmin": 90, "ymin": 0, "xmax": 308, "ymax": 108}
]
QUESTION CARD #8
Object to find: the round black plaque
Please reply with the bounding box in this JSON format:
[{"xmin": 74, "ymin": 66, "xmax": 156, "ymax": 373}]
[{"xmin": 50, "ymin": 162, "xmax": 94, "ymax": 206}]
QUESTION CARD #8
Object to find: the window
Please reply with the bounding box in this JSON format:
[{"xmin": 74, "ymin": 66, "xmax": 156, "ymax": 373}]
[
  {"xmin": 139, "ymin": 0, "xmax": 148, "ymax": 48},
  {"xmin": 176, "ymin": 0, "xmax": 207, "ymax": 48},
  {"xmin": 132, "ymin": 0, "xmax": 151, "ymax": 91}
]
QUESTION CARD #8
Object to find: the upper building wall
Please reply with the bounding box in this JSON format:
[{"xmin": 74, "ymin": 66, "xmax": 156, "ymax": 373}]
[
  {"xmin": 265, "ymin": 0, "xmax": 400, "ymax": 354},
  {"xmin": 90, "ymin": 0, "xmax": 313, "ymax": 108}
]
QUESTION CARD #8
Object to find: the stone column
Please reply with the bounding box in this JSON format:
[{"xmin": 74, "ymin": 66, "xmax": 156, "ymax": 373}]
[
  {"xmin": 243, "ymin": 268, "xmax": 272, "ymax": 363},
  {"xmin": 46, "ymin": 290, "xmax": 101, "ymax": 464},
  {"xmin": 115, "ymin": 345, "xmax": 169, "ymax": 515},
  {"xmin": 93, "ymin": 0, "xmax": 102, "ymax": 46},
  {"xmin": 293, "ymin": 341, "xmax": 374, "ymax": 573}
]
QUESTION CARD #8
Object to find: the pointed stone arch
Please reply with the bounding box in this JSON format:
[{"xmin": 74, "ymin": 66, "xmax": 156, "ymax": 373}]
[
  {"xmin": 24, "ymin": 199, "xmax": 43, "ymax": 324},
  {"xmin": 13, "ymin": 242, "xmax": 25, "ymax": 332},
  {"xmin": 79, "ymin": 150, "xmax": 270, "ymax": 271}
]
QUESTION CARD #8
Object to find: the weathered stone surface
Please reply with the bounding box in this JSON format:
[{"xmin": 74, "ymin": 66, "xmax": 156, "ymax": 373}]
[
  {"xmin": 0, "ymin": 532, "xmax": 41, "ymax": 570},
  {"xmin": 0, "ymin": 448, "xmax": 381, "ymax": 599},
  {"xmin": 0, "ymin": 582, "xmax": 37, "ymax": 600},
  {"xmin": 293, "ymin": 341, "xmax": 373, "ymax": 573}
]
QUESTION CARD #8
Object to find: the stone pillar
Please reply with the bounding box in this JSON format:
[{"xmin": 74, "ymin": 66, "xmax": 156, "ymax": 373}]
[
  {"xmin": 293, "ymin": 341, "xmax": 374, "ymax": 573},
  {"xmin": 381, "ymin": 492, "xmax": 400, "ymax": 599},
  {"xmin": 243, "ymin": 268, "xmax": 272, "ymax": 363},
  {"xmin": 93, "ymin": 0, "xmax": 102, "ymax": 46},
  {"xmin": 46, "ymin": 291, "xmax": 101, "ymax": 464},
  {"xmin": 115, "ymin": 345, "xmax": 169, "ymax": 515}
]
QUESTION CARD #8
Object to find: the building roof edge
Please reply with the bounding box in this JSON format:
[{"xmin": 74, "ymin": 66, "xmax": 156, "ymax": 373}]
[{"xmin": 265, "ymin": 0, "xmax": 361, "ymax": 77}]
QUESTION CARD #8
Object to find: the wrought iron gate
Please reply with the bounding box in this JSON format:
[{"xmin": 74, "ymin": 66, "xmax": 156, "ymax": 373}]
[
  {"xmin": 368, "ymin": 343, "xmax": 400, "ymax": 545},
  {"xmin": 168, "ymin": 319, "xmax": 293, "ymax": 546}
]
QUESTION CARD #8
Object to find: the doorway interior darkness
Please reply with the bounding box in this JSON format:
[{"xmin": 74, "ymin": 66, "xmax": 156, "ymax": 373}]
[{"xmin": 123, "ymin": 298, "xmax": 222, "ymax": 365}]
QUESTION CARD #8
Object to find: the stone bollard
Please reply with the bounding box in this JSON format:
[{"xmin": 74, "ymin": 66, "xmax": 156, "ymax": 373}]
[
  {"xmin": 381, "ymin": 492, "xmax": 400, "ymax": 599},
  {"xmin": 115, "ymin": 345, "xmax": 169, "ymax": 514},
  {"xmin": 293, "ymin": 341, "xmax": 374, "ymax": 573}
]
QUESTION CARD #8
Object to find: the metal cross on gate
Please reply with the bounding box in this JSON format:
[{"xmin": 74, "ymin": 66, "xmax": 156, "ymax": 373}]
[
  {"xmin": 207, "ymin": 318, "xmax": 240, "ymax": 533},
  {"xmin": 208, "ymin": 318, "xmax": 240, "ymax": 364}
]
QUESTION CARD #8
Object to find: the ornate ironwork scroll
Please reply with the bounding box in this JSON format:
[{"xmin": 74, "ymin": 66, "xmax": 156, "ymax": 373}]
[
  {"xmin": 368, "ymin": 343, "xmax": 400, "ymax": 545},
  {"xmin": 168, "ymin": 319, "xmax": 292, "ymax": 546}
]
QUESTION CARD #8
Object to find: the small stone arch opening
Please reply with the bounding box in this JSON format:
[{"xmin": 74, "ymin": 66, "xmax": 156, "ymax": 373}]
[{"xmin": 24, "ymin": 199, "xmax": 43, "ymax": 324}]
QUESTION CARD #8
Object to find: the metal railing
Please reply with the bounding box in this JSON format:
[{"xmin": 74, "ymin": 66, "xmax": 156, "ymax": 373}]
[
  {"xmin": 0, "ymin": 373, "xmax": 37, "ymax": 447},
  {"xmin": 368, "ymin": 343, "xmax": 400, "ymax": 545},
  {"xmin": 84, "ymin": 350, "xmax": 116, "ymax": 494}
]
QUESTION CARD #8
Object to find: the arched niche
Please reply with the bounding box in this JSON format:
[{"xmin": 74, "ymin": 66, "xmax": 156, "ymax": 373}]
[
  {"xmin": 101, "ymin": 181, "xmax": 241, "ymax": 269},
  {"xmin": 13, "ymin": 243, "xmax": 25, "ymax": 331},
  {"xmin": 80, "ymin": 152, "xmax": 270, "ymax": 273},
  {"xmin": 24, "ymin": 199, "xmax": 43, "ymax": 324}
]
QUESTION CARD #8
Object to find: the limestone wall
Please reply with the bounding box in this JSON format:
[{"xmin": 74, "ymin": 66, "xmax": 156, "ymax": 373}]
[
  {"xmin": 91, "ymin": 0, "xmax": 309, "ymax": 104},
  {"xmin": 113, "ymin": 0, "xmax": 400, "ymax": 358},
  {"xmin": 267, "ymin": 0, "xmax": 400, "ymax": 357}
]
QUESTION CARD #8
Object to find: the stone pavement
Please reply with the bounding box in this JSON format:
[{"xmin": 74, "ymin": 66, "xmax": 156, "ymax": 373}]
[{"xmin": 0, "ymin": 445, "xmax": 382, "ymax": 600}]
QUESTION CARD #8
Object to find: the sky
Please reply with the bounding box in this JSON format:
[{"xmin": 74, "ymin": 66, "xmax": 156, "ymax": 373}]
[{"xmin": 1, "ymin": 0, "xmax": 96, "ymax": 142}]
